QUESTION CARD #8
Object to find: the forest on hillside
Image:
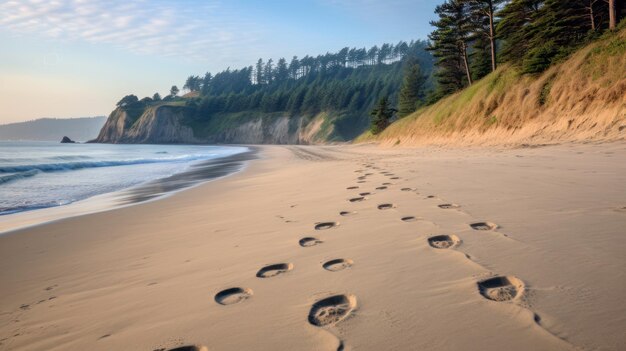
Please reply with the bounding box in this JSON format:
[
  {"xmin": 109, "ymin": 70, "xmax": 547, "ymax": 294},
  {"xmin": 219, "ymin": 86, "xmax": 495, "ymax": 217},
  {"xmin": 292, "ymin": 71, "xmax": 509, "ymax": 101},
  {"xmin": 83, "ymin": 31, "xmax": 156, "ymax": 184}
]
[{"xmin": 114, "ymin": 0, "xmax": 624, "ymax": 141}]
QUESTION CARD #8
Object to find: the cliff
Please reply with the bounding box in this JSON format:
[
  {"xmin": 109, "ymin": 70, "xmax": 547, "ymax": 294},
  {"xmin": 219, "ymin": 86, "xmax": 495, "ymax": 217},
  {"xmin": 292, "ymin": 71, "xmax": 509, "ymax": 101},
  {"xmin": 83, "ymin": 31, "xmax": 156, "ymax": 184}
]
[
  {"xmin": 93, "ymin": 105, "xmax": 337, "ymax": 144},
  {"xmin": 93, "ymin": 105, "xmax": 197, "ymax": 144}
]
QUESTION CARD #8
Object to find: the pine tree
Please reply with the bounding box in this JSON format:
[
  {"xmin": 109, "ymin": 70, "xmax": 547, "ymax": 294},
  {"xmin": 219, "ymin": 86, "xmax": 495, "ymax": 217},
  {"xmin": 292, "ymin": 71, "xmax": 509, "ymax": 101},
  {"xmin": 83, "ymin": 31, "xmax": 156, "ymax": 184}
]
[
  {"xmin": 370, "ymin": 96, "xmax": 397, "ymax": 134},
  {"xmin": 428, "ymin": 0, "xmax": 474, "ymax": 98},
  {"xmin": 255, "ymin": 59, "xmax": 264, "ymax": 85},
  {"xmin": 466, "ymin": 0, "xmax": 505, "ymax": 72},
  {"xmin": 398, "ymin": 58, "xmax": 427, "ymax": 117},
  {"xmin": 275, "ymin": 58, "xmax": 289, "ymax": 82}
]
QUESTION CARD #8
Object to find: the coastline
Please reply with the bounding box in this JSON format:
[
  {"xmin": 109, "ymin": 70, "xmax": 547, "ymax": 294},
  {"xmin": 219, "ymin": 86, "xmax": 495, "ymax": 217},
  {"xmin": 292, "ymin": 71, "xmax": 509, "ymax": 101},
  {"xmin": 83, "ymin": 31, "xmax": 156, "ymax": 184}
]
[
  {"xmin": 0, "ymin": 143, "xmax": 624, "ymax": 351},
  {"xmin": 0, "ymin": 147, "xmax": 257, "ymax": 235}
]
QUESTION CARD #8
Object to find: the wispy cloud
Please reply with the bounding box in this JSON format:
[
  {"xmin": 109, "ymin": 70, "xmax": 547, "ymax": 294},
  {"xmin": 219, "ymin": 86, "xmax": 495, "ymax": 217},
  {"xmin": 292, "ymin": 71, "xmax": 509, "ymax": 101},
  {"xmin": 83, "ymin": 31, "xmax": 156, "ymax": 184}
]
[{"xmin": 0, "ymin": 0, "xmax": 264, "ymax": 63}]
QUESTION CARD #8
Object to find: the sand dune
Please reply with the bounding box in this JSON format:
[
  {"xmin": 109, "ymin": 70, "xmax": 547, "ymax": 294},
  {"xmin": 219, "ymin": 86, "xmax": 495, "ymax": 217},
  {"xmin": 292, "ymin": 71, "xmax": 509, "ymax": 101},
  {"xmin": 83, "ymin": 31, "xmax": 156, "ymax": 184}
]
[{"xmin": 1, "ymin": 143, "xmax": 625, "ymax": 350}]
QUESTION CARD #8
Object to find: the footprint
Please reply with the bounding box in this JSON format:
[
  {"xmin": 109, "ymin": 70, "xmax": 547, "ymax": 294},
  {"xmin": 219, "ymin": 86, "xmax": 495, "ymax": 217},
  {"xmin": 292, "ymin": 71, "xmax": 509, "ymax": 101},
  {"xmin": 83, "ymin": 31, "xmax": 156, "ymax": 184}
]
[
  {"xmin": 357, "ymin": 180, "xmax": 366, "ymax": 183},
  {"xmin": 426, "ymin": 195, "xmax": 436, "ymax": 199},
  {"xmin": 349, "ymin": 197, "xmax": 366, "ymax": 202},
  {"xmin": 323, "ymin": 259, "xmax": 353, "ymax": 272},
  {"xmin": 359, "ymin": 192, "xmax": 371, "ymax": 196},
  {"xmin": 364, "ymin": 173, "xmax": 373, "ymax": 176},
  {"xmin": 438, "ymin": 203, "xmax": 460, "ymax": 209},
  {"xmin": 357, "ymin": 176, "xmax": 367, "ymax": 180},
  {"xmin": 256, "ymin": 263, "xmax": 294, "ymax": 278},
  {"xmin": 340, "ymin": 211, "xmax": 357, "ymax": 216},
  {"xmin": 377, "ymin": 203, "xmax": 395, "ymax": 210},
  {"xmin": 401, "ymin": 216, "xmax": 417, "ymax": 222},
  {"xmin": 315, "ymin": 222, "xmax": 339, "ymax": 230},
  {"xmin": 308, "ymin": 294, "xmax": 357, "ymax": 327},
  {"xmin": 214, "ymin": 287, "xmax": 253, "ymax": 305},
  {"xmin": 470, "ymin": 222, "xmax": 498, "ymax": 230},
  {"xmin": 427, "ymin": 234, "xmax": 461, "ymax": 249},
  {"xmin": 382, "ymin": 182, "xmax": 392, "ymax": 186},
  {"xmin": 400, "ymin": 187, "xmax": 414, "ymax": 191},
  {"xmin": 375, "ymin": 186, "xmax": 387, "ymax": 190},
  {"xmin": 300, "ymin": 237, "xmax": 323, "ymax": 247},
  {"xmin": 346, "ymin": 186, "xmax": 359, "ymax": 190},
  {"xmin": 166, "ymin": 346, "xmax": 209, "ymax": 351},
  {"xmin": 477, "ymin": 276, "xmax": 524, "ymax": 302},
  {"xmin": 390, "ymin": 177, "xmax": 400, "ymax": 180}
]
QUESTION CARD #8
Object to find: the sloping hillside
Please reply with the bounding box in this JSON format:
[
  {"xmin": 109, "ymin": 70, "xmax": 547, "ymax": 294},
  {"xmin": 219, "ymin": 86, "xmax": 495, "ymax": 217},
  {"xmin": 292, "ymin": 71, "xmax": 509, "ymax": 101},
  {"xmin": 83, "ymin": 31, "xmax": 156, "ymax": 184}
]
[{"xmin": 362, "ymin": 28, "xmax": 626, "ymax": 146}]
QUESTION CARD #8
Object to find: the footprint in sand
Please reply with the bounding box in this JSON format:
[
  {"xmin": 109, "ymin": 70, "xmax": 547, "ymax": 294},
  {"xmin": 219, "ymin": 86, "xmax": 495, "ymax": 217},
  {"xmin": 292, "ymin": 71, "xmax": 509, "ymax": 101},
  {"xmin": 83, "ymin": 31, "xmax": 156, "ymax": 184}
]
[
  {"xmin": 390, "ymin": 177, "xmax": 400, "ymax": 180},
  {"xmin": 438, "ymin": 203, "xmax": 460, "ymax": 209},
  {"xmin": 400, "ymin": 187, "xmax": 414, "ymax": 192},
  {"xmin": 256, "ymin": 263, "xmax": 294, "ymax": 278},
  {"xmin": 377, "ymin": 203, "xmax": 395, "ymax": 210},
  {"xmin": 357, "ymin": 176, "xmax": 367, "ymax": 180},
  {"xmin": 349, "ymin": 196, "xmax": 366, "ymax": 202},
  {"xmin": 376, "ymin": 186, "xmax": 387, "ymax": 190},
  {"xmin": 346, "ymin": 186, "xmax": 359, "ymax": 190},
  {"xmin": 426, "ymin": 195, "xmax": 436, "ymax": 199},
  {"xmin": 300, "ymin": 237, "xmax": 323, "ymax": 247},
  {"xmin": 340, "ymin": 211, "xmax": 357, "ymax": 216},
  {"xmin": 323, "ymin": 259, "xmax": 353, "ymax": 272},
  {"xmin": 359, "ymin": 192, "xmax": 372, "ymax": 196},
  {"xmin": 315, "ymin": 222, "xmax": 339, "ymax": 230},
  {"xmin": 214, "ymin": 287, "xmax": 253, "ymax": 305},
  {"xmin": 427, "ymin": 234, "xmax": 461, "ymax": 249},
  {"xmin": 401, "ymin": 216, "xmax": 417, "ymax": 222},
  {"xmin": 382, "ymin": 182, "xmax": 392, "ymax": 186},
  {"xmin": 477, "ymin": 276, "xmax": 524, "ymax": 302},
  {"xmin": 470, "ymin": 221, "xmax": 498, "ymax": 230},
  {"xmin": 357, "ymin": 180, "xmax": 366, "ymax": 183},
  {"xmin": 164, "ymin": 346, "xmax": 209, "ymax": 351},
  {"xmin": 308, "ymin": 294, "xmax": 357, "ymax": 327}
]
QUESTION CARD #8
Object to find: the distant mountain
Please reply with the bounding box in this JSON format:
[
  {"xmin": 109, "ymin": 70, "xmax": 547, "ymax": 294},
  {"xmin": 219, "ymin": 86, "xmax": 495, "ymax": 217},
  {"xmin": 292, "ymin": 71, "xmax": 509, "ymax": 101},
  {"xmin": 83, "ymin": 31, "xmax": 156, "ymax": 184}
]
[{"xmin": 0, "ymin": 117, "xmax": 107, "ymax": 142}]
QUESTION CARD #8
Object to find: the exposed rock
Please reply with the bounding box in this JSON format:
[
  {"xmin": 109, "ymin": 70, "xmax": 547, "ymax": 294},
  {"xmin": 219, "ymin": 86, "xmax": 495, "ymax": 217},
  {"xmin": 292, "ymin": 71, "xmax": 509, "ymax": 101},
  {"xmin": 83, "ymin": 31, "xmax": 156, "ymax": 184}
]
[
  {"xmin": 92, "ymin": 105, "xmax": 197, "ymax": 144},
  {"xmin": 92, "ymin": 104, "xmax": 333, "ymax": 144},
  {"xmin": 60, "ymin": 136, "xmax": 76, "ymax": 143}
]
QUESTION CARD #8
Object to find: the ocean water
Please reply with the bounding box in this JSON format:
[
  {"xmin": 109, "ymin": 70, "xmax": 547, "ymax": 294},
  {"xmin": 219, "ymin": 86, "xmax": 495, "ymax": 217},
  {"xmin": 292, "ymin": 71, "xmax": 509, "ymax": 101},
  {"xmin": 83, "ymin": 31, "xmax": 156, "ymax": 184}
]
[{"xmin": 0, "ymin": 141, "xmax": 249, "ymax": 215}]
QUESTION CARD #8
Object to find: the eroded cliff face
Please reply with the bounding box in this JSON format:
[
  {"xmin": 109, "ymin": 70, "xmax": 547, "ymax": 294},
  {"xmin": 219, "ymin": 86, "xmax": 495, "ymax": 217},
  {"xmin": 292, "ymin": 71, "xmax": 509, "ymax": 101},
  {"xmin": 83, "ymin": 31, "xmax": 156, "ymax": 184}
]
[
  {"xmin": 93, "ymin": 105, "xmax": 197, "ymax": 144},
  {"xmin": 93, "ymin": 105, "xmax": 333, "ymax": 144}
]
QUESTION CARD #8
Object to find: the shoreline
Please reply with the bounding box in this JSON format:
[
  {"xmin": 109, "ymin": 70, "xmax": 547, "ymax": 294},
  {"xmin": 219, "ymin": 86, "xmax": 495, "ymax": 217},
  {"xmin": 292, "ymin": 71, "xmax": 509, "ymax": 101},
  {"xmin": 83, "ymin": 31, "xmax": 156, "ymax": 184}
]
[
  {"xmin": 0, "ymin": 143, "xmax": 624, "ymax": 351},
  {"xmin": 0, "ymin": 147, "xmax": 257, "ymax": 235}
]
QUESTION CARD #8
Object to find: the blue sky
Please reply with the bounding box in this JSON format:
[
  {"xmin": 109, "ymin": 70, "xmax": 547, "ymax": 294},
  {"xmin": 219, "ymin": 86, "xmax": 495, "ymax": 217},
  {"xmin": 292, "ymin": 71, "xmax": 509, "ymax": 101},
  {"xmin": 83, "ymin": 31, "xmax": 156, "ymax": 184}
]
[{"xmin": 0, "ymin": 0, "xmax": 438, "ymax": 123}]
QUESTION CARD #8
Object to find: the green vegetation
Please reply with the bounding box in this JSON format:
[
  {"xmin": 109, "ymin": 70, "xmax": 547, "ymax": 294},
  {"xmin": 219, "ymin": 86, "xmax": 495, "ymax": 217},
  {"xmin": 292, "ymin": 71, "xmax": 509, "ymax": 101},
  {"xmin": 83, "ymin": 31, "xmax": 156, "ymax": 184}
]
[
  {"xmin": 398, "ymin": 57, "xmax": 427, "ymax": 117},
  {"xmin": 369, "ymin": 96, "xmax": 397, "ymax": 134},
  {"xmin": 427, "ymin": 0, "xmax": 623, "ymax": 104},
  {"xmin": 109, "ymin": 0, "xmax": 623, "ymax": 144},
  {"xmin": 114, "ymin": 40, "xmax": 434, "ymax": 141}
]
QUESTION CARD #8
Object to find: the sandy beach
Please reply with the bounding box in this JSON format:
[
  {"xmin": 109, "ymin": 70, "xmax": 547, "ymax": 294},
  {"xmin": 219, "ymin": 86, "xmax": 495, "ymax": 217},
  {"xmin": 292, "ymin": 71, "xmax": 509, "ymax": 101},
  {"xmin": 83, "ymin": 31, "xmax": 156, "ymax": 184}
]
[{"xmin": 1, "ymin": 143, "xmax": 625, "ymax": 351}]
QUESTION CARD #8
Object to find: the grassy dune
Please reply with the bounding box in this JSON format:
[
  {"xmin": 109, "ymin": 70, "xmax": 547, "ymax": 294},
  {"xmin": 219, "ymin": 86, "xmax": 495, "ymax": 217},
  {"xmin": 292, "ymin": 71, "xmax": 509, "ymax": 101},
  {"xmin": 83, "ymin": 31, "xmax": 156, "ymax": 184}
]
[{"xmin": 359, "ymin": 28, "xmax": 626, "ymax": 146}]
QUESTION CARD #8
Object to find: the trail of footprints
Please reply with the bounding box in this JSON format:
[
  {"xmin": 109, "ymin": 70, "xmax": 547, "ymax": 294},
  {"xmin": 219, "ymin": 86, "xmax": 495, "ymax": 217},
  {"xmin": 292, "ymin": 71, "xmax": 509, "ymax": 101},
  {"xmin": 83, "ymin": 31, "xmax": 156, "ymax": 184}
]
[{"xmin": 165, "ymin": 162, "xmax": 529, "ymax": 350}]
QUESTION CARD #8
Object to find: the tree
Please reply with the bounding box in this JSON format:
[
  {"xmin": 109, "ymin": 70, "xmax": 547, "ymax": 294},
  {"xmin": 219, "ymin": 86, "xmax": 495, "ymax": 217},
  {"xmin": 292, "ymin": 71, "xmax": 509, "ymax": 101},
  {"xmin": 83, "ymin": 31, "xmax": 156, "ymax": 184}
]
[
  {"xmin": 264, "ymin": 59, "xmax": 274, "ymax": 84},
  {"xmin": 428, "ymin": 0, "xmax": 473, "ymax": 97},
  {"xmin": 255, "ymin": 58, "xmax": 264, "ymax": 84},
  {"xmin": 201, "ymin": 72, "xmax": 213, "ymax": 95},
  {"xmin": 184, "ymin": 75, "xmax": 201, "ymax": 92},
  {"xmin": 497, "ymin": 0, "xmax": 542, "ymax": 64},
  {"xmin": 398, "ymin": 58, "xmax": 427, "ymax": 117},
  {"xmin": 289, "ymin": 56, "xmax": 300, "ymax": 79},
  {"xmin": 170, "ymin": 85, "xmax": 179, "ymax": 97},
  {"xmin": 370, "ymin": 96, "xmax": 397, "ymax": 134},
  {"xmin": 607, "ymin": 0, "xmax": 616, "ymax": 29},
  {"xmin": 466, "ymin": 0, "xmax": 506, "ymax": 72},
  {"xmin": 275, "ymin": 58, "xmax": 289, "ymax": 82},
  {"xmin": 116, "ymin": 94, "xmax": 138, "ymax": 107},
  {"xmin": 152, "ymin": 93, "xmax": 161, "ymax": 101}
]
